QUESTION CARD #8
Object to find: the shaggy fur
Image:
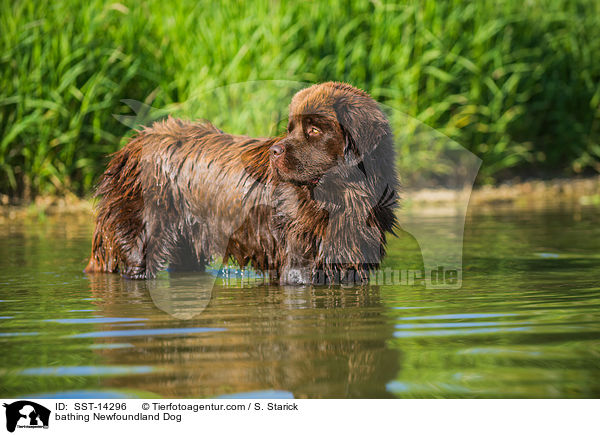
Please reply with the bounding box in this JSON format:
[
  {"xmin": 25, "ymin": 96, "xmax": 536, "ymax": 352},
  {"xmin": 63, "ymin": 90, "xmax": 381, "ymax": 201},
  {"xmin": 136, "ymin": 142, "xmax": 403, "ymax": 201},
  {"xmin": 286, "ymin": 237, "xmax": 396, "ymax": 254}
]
[{"xmin": 85, "ymin": 82, "xmax": 399, "ymax": 284}]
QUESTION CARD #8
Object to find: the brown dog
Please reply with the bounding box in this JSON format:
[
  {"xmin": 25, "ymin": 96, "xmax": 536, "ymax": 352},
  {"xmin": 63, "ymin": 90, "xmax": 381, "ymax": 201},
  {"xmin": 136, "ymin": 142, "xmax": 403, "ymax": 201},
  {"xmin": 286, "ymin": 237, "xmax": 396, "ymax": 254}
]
[{"xmin": 85, "ymin": 82, "xmax": 398, "ymax": 284}]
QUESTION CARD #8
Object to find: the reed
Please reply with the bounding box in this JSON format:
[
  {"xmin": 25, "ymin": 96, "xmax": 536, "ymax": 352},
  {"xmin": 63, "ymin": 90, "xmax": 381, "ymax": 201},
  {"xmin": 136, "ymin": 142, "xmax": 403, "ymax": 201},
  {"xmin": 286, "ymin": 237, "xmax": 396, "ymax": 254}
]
[{"xmin": 1, "ymin": 0, "xmax": 599, "ymax": 197}]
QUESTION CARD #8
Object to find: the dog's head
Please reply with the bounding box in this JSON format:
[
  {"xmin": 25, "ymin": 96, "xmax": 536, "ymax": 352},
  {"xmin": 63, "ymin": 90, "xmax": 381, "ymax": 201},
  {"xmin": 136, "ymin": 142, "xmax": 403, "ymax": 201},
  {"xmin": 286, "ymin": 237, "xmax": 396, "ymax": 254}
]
[{"xmin": 270, "ymin": 82, "xmax": 391, "ymax": 185}]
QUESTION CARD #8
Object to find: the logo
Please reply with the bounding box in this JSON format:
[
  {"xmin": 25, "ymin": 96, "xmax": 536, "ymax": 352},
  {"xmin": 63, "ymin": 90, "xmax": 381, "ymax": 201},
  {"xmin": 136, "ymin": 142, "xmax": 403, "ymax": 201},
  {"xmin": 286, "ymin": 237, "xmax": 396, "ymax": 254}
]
[{"xmin": 3, "ymin": 401, "xmax": 50, "ymax": 433}]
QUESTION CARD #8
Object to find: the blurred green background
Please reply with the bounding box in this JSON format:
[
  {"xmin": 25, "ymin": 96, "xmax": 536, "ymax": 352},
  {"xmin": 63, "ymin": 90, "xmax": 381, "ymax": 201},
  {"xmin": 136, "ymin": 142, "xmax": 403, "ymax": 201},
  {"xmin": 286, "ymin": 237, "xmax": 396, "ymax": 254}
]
[{"xmin": 1, "ymin": 0, "xmax": 599, "ymax": 198}]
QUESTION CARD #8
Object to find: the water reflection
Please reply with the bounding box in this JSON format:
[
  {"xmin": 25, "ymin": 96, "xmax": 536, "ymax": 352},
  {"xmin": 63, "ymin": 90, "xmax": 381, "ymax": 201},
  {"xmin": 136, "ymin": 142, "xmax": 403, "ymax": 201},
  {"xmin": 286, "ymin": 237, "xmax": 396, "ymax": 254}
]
[
  {"xmin": 85, "ymin": 273, "xmax": 399, "ymax": 398},
  {"xmin": 1, "ymin": 205, "xmax": 599, "ymax": 398}
]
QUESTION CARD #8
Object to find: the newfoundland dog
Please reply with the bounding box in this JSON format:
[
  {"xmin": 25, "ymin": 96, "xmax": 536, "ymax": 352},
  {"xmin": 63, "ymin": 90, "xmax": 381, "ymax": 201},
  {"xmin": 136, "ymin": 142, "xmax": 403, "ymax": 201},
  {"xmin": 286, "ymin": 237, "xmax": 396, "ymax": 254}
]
[{"xmin": 85, "ymin": 82, "xmax": 398, "ymax": 285}]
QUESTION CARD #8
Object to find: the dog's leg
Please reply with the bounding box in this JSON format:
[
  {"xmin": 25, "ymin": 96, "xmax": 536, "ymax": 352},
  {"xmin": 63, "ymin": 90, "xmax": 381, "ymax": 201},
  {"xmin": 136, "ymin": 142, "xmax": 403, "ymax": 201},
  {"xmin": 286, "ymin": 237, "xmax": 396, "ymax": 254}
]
[
  {"xmin": 280, "ymin": 255, "xmax": 313, "ymax": 285},
  {"xmin": 84, "ymin": 230, "xmax": 119, "ymax": 274},
  {"xmin": 168, "ymin": 235, "xmax": 205, "ymax": 272},
  {"xmin": 116, "ymin": 224, "xmax": 148, "ymax": 279},
  {"xmin": 272, "ymin": 184, "xmax": 330, "ymax": 285}
]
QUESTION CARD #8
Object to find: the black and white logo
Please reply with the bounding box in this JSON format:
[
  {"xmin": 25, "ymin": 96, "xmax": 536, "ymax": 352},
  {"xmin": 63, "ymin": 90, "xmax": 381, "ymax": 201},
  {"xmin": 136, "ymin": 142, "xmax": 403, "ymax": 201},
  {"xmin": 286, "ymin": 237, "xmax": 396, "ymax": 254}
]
[{"xmin": 3, "ymin": 401, "xmax": 50, "ymax": 433}]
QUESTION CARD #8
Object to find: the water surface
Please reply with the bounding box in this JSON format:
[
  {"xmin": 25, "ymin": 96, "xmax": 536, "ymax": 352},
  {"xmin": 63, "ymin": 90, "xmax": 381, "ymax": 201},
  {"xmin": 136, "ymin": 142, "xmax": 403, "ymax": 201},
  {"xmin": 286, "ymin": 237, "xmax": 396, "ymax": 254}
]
[{"xmin": 0, "ymin": 204, "xmax": 599, "ymax": 398}]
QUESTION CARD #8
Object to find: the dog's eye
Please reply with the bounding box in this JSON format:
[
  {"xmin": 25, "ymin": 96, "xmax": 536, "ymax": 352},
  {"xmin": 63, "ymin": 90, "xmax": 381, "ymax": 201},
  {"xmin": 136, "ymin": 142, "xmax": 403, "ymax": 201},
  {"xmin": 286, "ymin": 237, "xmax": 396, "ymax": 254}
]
[{"xmin": 308, "ymin": 126, "xmax": 321, "ymax": 136}]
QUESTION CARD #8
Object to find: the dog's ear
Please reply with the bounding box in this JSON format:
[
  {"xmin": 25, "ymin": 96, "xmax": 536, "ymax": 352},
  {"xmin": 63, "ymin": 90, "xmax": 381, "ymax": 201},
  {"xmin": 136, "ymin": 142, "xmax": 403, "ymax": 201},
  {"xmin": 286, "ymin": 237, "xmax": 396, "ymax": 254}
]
[
  {"xmin": 333, "ymin": 92, "xmax": 391, "ymax": 165},
  {"xmin": 339, "ymin": 122, "xmax": 359, "ymax": 164}
]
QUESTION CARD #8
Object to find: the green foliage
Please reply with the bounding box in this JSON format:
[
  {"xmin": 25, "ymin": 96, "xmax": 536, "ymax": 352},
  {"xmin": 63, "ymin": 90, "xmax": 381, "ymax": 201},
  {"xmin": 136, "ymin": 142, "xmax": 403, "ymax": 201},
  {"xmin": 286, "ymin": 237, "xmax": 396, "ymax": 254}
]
[{"xmin": 1, "ymin": 0, "xmax": 599, "ymax": 196}]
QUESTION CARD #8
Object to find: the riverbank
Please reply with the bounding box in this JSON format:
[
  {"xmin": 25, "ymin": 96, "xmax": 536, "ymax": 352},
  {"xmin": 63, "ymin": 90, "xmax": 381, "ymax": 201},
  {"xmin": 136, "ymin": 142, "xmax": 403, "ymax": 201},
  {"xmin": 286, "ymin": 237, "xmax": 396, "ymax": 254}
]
[
  {"xmin": 406, "ymin": 176, "xmax": 600, "ymax": 213},
  {"xmin": 0, "ymin": 192, "xmax": 93, "ymax": 221},
  {"xmin": 1, "ymin": 176, "xmax": 599, "ymax": 221}
]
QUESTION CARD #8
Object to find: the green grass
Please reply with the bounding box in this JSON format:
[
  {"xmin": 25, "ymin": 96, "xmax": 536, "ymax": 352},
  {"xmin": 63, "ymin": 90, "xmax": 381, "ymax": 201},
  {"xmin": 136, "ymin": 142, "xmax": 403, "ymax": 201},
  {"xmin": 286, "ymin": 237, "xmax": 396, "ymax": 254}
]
[{"xmin": 1, "ymin": 0, "xmax": 599, "ymax": 197}]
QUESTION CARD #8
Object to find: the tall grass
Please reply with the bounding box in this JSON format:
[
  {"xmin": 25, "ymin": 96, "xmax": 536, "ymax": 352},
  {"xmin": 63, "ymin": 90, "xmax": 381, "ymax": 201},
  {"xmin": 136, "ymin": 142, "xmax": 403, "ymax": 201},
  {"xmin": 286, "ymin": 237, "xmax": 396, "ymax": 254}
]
[{"xmin": 1, "ymin": 0, "xmax": 599, "ymax": 197}]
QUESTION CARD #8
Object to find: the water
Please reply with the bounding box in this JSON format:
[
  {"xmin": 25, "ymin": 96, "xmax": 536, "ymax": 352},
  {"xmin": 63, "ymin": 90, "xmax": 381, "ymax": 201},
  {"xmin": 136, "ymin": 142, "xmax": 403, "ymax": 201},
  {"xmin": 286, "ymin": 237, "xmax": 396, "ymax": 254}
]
[{"xmin": 0, "ymin": 204, "xmax": 599, "ymax": 398}]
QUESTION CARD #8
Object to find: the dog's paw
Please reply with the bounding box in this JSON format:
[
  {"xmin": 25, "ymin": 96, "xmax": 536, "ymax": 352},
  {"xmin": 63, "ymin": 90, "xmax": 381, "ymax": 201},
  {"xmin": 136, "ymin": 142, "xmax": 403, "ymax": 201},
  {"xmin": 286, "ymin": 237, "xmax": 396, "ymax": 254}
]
[
  {"xmin": 280, "ymin": 267, "xmax": 311, "ymax": 286},
  {"xmin": 120, "ymin": 265, "xmax": 151, "ymax": 280}
]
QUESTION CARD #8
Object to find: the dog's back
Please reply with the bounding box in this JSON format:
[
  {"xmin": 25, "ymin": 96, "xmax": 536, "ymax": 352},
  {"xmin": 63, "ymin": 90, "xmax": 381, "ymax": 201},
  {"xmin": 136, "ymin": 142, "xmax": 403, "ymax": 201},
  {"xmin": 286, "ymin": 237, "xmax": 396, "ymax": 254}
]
[{"xmin": 85, "ymin": 117, "xmax": 277, "ymax": 278}]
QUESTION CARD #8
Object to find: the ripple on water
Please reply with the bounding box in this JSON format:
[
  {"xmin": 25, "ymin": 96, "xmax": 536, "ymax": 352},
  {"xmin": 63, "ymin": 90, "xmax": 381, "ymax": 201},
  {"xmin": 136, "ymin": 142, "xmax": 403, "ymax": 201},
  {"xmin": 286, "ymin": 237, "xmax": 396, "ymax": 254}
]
[
  {"xmin": 89, "ymin": 343, "xmax": 135, "ymax": 349},
  {"xmin": 395, "ymin": 321, "xmax": 517, "ymax": 329},
  {"xmin": 43, "ymin": 317, "xmax": 148, "ymax": 324},
  {"xmin": 0, "ymin": 332, "xmax": 39, "ymax": 337},
  {"xmin": 397, "ymin": 313, "xmax": 520, "ymax": 321},
  {"xmin": 216, "ymin": 390, "xmax": 294, "ymax": 399},
  {"xmin": 393, "ymin": 312, "xmax": 529, "ymax": 337},
  {"xmin": 25, "ymin": 390, "xmax": 145, "ymax": 399},
  {"xmin": 69, "ymin": 327, "xmax": 227, "ymax": 338},
  {"xmin": 19, "ymin": 366, "xmax": 155, "ymax": 376}
]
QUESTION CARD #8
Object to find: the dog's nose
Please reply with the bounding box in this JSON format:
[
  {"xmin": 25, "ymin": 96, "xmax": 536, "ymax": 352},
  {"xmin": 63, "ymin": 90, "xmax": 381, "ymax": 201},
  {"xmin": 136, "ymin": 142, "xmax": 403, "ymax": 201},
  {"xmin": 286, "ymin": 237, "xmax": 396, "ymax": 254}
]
[{"xmin": 270, "ymin": 143, "xmax": 284, "ymax": 157}]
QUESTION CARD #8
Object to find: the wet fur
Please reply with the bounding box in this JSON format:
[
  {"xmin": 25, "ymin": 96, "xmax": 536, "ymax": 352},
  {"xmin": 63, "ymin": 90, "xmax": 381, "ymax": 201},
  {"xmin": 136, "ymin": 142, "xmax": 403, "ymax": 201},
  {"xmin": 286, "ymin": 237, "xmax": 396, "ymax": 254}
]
[{"xmin": 85, "ymin": 82, "xmax": 399, "ymax": 284}]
